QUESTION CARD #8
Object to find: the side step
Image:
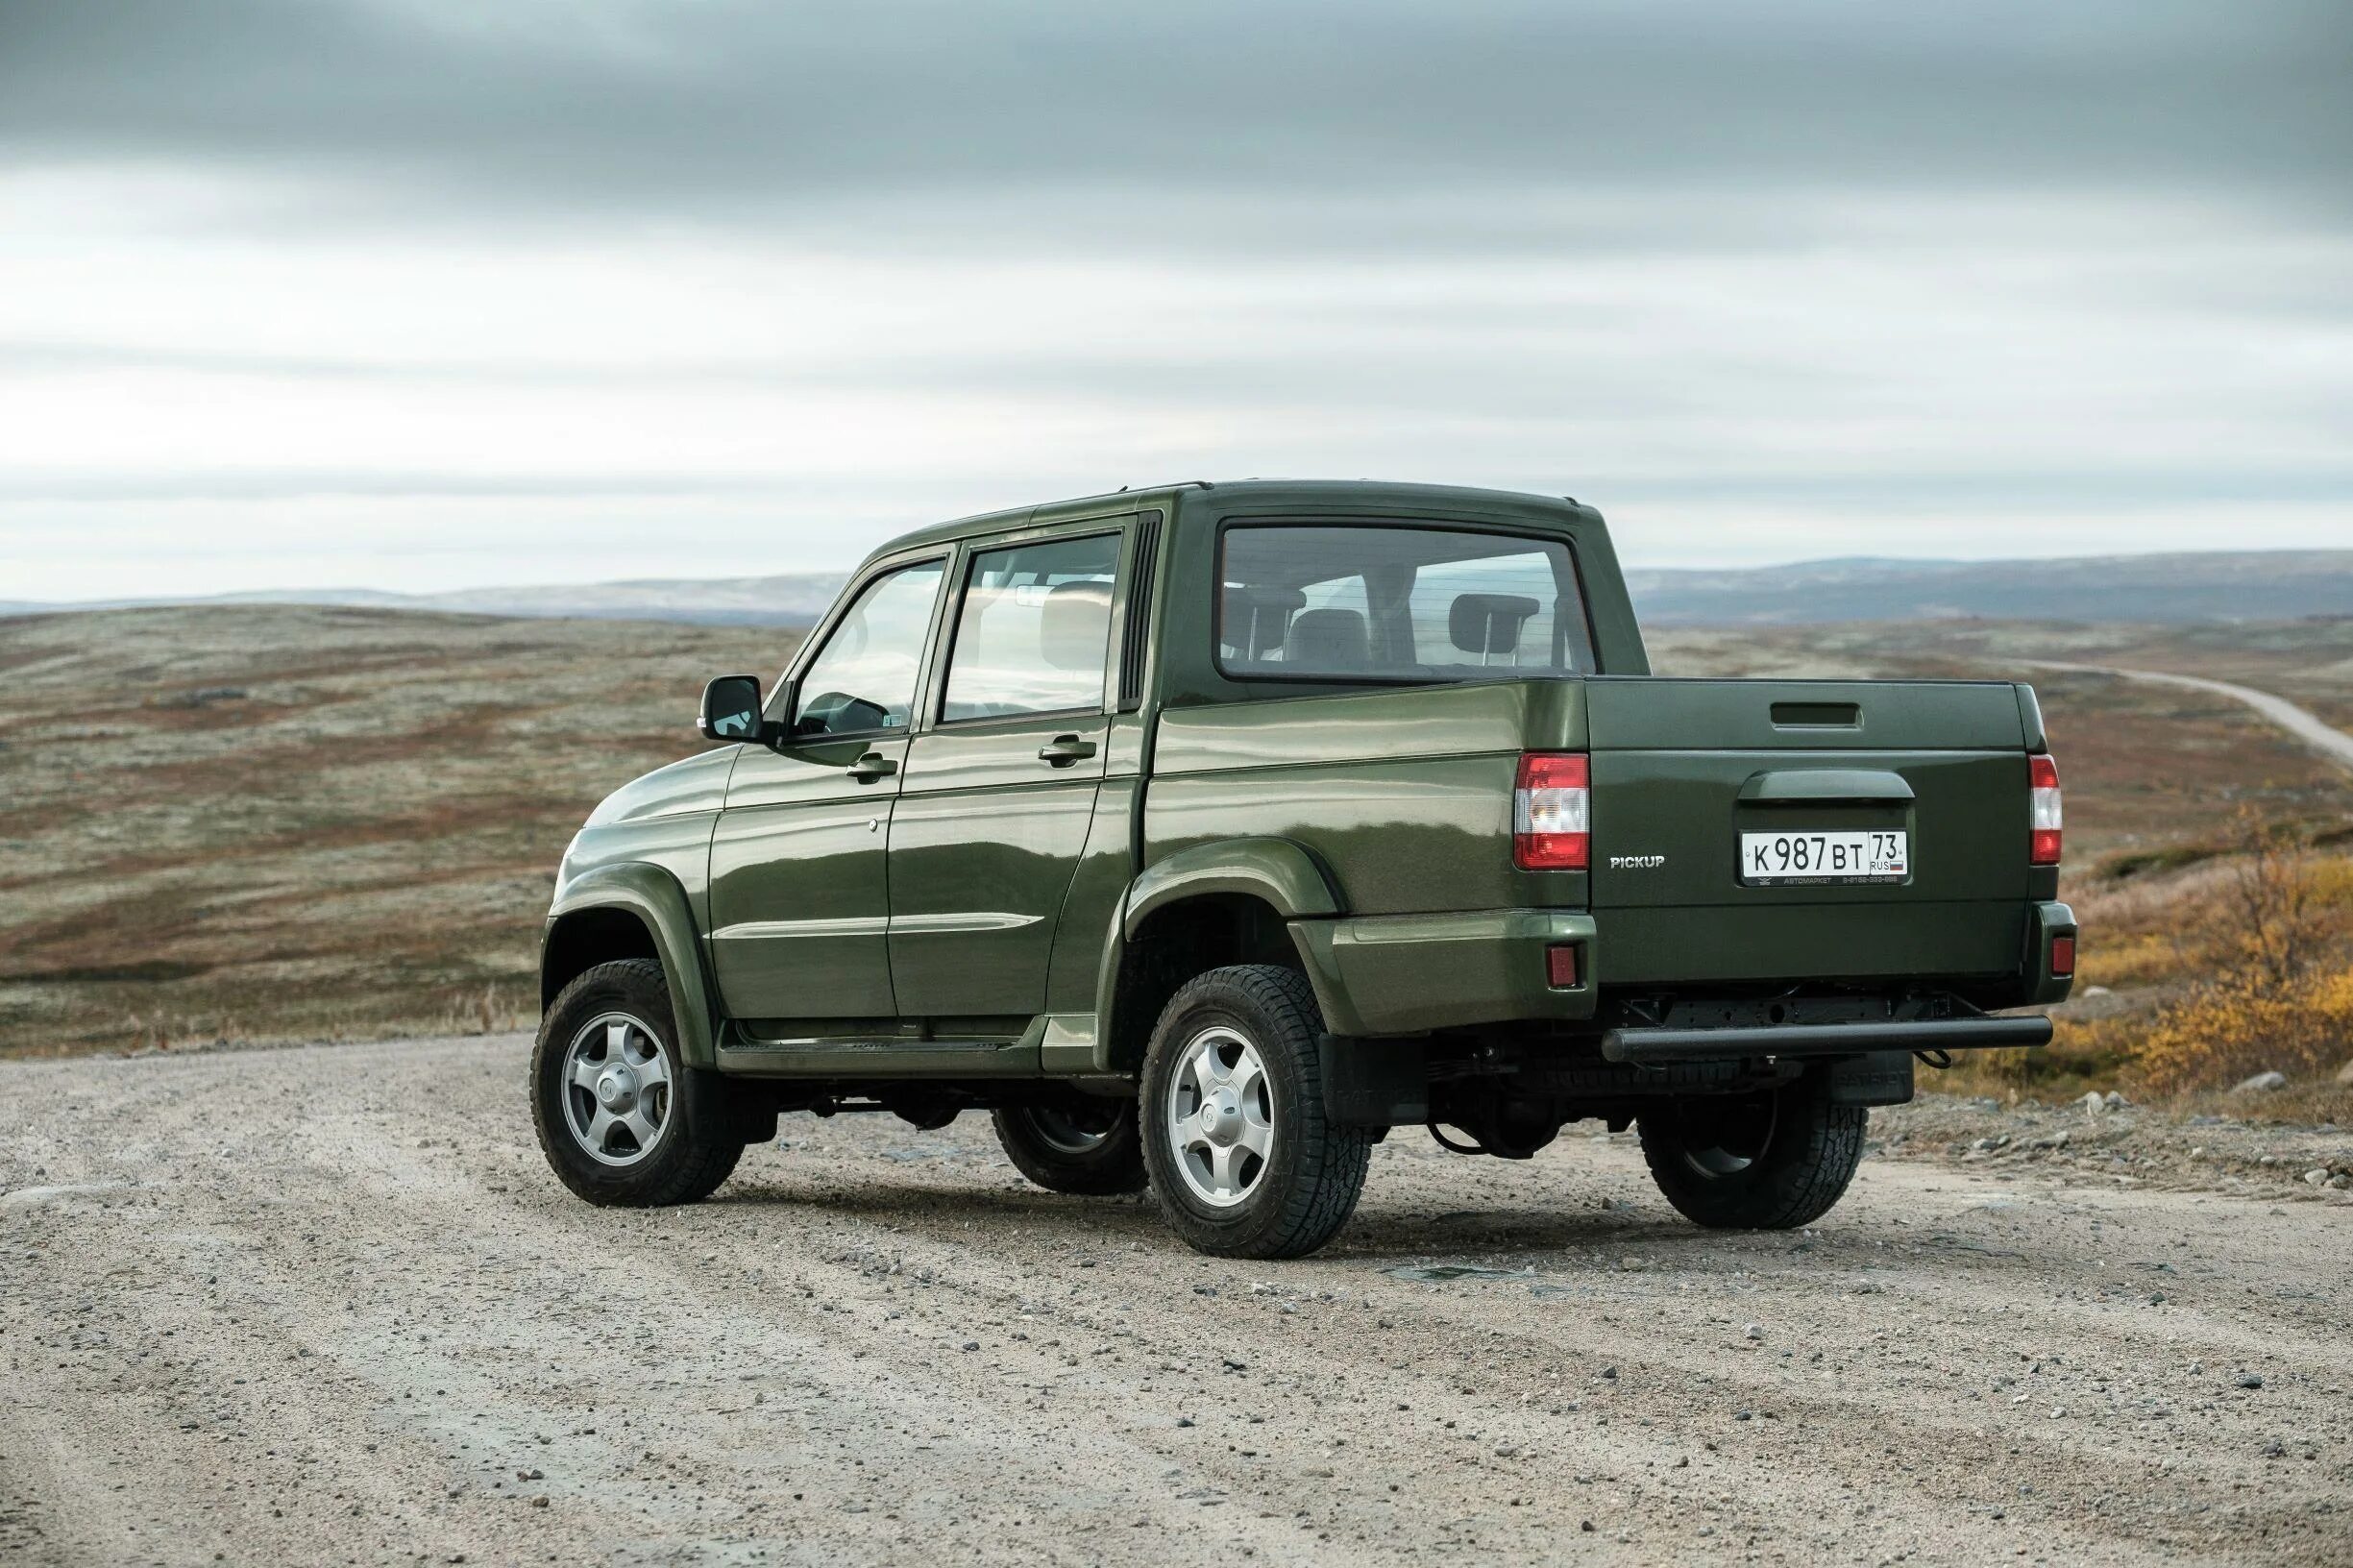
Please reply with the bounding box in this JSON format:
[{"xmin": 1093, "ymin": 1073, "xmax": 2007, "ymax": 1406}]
[{"xmin": 1600, "ymin": 1015, "xmax": 2052, "ymax": 1065}]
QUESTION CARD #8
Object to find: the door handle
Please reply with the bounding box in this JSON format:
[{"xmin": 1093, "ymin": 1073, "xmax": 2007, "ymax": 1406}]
[
  {"xmin": 1737, "ymin": 768, "xmax": 1913, "ymax": 805},
  {"xmin": 846, "ymin": 752, "xmax": 898, "ymax": 783},
  {"xmin": 1037, "ymin": 734, "xmax": 1098, "ymax": 768}
]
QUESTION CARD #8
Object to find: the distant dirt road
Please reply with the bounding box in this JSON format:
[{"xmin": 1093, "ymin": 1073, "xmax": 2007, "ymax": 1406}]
[
  {"xmin": 4, "ymin": 1035, "xmax": 2349, "ymax": 1566},
  {"xmin": 2023, "ymin": 662, "xmax": 2353, "ymax": 773}
]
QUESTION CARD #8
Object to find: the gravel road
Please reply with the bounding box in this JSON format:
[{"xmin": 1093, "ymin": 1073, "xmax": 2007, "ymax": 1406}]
[
  {"xmin": 2019, "ymin": 662, "xmax": 2353, "ymax": 773},
  {"xmin": 4, "ymin": 1035, "xmax": 2348, "ymax": 1566}
]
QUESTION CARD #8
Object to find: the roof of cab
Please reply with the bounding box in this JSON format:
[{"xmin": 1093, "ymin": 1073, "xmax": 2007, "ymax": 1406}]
[{"xmin": 860, "ymin": 479, "xmax": 1596, "ymax": 566}]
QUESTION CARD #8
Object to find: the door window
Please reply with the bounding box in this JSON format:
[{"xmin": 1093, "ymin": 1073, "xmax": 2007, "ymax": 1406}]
[
  {"xmin": 941, "ymin": 533, "xmax": 1119, "ymax": 721},
  {"xmin": 790, "ymin": 561, "xmax": 944, "ymax": 739}
]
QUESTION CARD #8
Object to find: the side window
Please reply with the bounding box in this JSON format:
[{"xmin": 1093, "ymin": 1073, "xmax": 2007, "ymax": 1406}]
[
  {"xmin": 941, "ymin": 533, "xmax": 1119, "ymax": 722},
  {"xmin": 791, "ymin": 561, "xmax": 944, "ymax": 739},
  {"xmin": 1218, "ymin": 526, "xmax": 1593, "ymax": 680}
]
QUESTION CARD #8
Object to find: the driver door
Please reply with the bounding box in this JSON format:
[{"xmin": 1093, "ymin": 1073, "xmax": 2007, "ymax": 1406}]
[{"xmin": 707, "ymin": 556, "xmax": 945, "ymax": 1024}]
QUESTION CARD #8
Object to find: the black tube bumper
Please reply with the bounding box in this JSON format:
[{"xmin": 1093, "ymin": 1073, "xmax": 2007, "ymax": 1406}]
[{"xmin": 1599, "ymin": 1015, "xmax": 2052, "ymax": 1066}]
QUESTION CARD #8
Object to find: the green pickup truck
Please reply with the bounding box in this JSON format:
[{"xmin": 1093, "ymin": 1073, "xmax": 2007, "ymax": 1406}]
[{"xmin": 532, "ymin": 480, "xmax": 2075, "ymax": 1258}]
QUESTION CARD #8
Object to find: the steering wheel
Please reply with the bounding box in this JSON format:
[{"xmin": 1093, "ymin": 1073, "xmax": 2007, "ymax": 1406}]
[{"xmin": 795, "ymin": 691, "xmax": 892, "ymax": 736}]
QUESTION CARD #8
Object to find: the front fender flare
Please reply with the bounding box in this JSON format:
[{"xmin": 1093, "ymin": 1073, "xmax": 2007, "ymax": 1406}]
[{"xmin": 547, "ymin": 862, "xmax": 720, "ymax": 1068}]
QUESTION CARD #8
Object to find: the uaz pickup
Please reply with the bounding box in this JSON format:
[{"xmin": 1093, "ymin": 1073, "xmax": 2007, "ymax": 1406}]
[{"xmin": 532, "ymin": 481, "xmax": 2075, "ymax": 1258}]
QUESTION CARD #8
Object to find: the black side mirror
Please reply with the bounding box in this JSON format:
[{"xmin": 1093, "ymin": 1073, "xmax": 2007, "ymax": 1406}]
[{"xmin": 698, "ymin": 674, "xmax": 768, "ymax": 742}]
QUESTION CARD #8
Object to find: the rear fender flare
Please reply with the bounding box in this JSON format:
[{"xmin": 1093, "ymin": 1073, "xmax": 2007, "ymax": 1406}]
[
  {"xmin": 1092, "ymin": 838, "xmax": 1344, "ymax": 1070},
  {"xmin": 545, "ymin": 863, "xmax": 720, "ymax": 1068},
  {"xmin": 1117, "ymin": 837, "xmax": 1341, "ymax": 941}
]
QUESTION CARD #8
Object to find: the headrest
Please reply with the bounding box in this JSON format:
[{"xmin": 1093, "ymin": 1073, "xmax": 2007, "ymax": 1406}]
[
  {"xmin": 1039, "ymin": 579, "xmax": 1113, "ymax": 672},
  {"xmin": 1222, "ymin": 584, "xmax": 1308, "ymax": 659},
  {"xmin": 1287, "ymin": 607, "xmax": 1370, "ymax": 670},
  {"xmin": 1449, "ymin": 593, "xmax": 1541, "ymax": 655}
]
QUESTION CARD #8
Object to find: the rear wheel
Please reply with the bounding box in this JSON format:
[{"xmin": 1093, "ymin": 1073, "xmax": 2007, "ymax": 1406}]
[
  {"xmin": 1140, "ymin": 965, "xmax": 1369, "ymax": 1259},
  {"xmin": 1637, "ymin": 1070, "xmax": 1864, "ymax": 1229},
  {"xmin": 993, "ymin": 1098, "xmax": 1147, "ymax": 1194},
  {"xmin": 531, "ymin": 959, "xmax": 746, "ymax": 1207}
]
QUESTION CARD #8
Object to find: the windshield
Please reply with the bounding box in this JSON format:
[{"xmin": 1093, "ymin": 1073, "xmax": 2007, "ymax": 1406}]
[{"xmin": 1217, "ymin": 524, "xmax": 1593, "ymax": 682}]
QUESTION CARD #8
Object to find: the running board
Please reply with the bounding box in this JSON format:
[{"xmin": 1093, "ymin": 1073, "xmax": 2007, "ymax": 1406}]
[
  {"xmin": 1600, "ymin": 1016, "xmax": 2051, "ymax": 1065},
  {"xmin": 716, "ymin": 1038, "xmax": 1032, "ymax": 1078}
]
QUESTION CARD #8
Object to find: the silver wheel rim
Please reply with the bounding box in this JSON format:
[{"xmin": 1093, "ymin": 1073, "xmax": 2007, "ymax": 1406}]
[
  {"xmin": 1677, "ymin": 1091, "xmax": 1778, "ymax": 1180},
  {"xmin": 1166, "ymin": 1024, "xmax": 1274, "ymax": 1208},
  {"xmin": 560, "ymin": 1012, "xmax": 674, "ymax": 1167}
]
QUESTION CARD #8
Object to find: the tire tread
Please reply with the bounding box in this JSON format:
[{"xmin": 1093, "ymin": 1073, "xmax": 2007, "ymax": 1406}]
[{"xmin": 1637, "ymin": 1074, "xmax": 1865, "ymax": 1230}]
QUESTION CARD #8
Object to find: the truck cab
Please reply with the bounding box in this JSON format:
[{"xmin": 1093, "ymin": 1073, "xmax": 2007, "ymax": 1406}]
[{"xmin": 532, "ymin": 481, "xmax": 2075, "ymax": 1258}]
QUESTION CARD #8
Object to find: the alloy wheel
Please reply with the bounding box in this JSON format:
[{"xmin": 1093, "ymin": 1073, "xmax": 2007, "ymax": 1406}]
[
  {"xmin": 560, "ymin": 1012, "xmax": 674, "ymax": 1167},
  {"xmin": 1676, "ymin": 1090, "xmax": 1779, "ymax": 1179},
  {"xmin": 1165, "ymin": 1024, "xmax": 1275, "ymax": 1207}
]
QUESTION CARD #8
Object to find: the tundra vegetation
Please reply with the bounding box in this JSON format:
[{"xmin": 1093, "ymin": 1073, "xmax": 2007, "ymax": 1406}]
[
  {"xmin": 3, "ymin": 605, "xmax": 2348, "ymax": 1116},
  {"xmin": 0, "ymin": 606, "xmax": 786, "ymax": 1055},
  {"xmin": 2016, "ymin": 815, "xmax": 2353, "ymax": 1112}
]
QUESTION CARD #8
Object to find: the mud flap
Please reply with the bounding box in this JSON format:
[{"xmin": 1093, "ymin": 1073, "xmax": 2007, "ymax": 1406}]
[
  {"xmin": 1826, "ymin": 1050, "xmax": 1915, "ymax": 1108},
  {"xmin": 1320, "ymin": 1036, "xmax": 1427, "ymax": 1129},
  {"xmin": 725, "ymin": 1081, "xmax": 781, "ymax": 1144}
]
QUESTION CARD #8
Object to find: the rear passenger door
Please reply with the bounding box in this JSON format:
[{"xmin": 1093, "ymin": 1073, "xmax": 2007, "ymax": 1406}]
[{"xmin": 885, "ymin": 526, "xmax": 1123, "ymax": 1018}]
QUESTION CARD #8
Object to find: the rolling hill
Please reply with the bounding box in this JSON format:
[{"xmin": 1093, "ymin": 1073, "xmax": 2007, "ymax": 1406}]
[
  {"xmin": 10, "ymin": 550, "xmax": 2352, "ymax": 628},
  {"xmin": 1622, "ymin": 551, "xmax": 2353, "ymax": 625}
]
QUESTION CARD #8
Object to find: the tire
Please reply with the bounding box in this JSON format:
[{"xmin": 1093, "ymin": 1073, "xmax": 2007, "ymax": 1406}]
[
  {"xmin": 1637, "ymin": 1069, "xmax": 1865, "ymax": 1230},
  {"xmin": 1140, "ymin": 965, "xmax": 1370, "ymax": 1259},
  {"xmin": 531, "ymin": 958, "xmax": 747, "ymax": 1207},
  {"xmin": 993, "ymin": 1098, "xmax": 1148, "ymax": 1195}
]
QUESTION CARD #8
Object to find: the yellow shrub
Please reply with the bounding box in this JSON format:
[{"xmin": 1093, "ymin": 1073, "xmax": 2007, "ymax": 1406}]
[
  {"xmin": 2076, "ymin": 929, "xmax": 2175, "ymax": 989},
  {"xmin": 2308, "ymin": 965, "xmax": 2353, "ymax": 1026},
  {"xmin": 2131, "ymin": 963, "xmax": 2353, "ymax": 1097}
]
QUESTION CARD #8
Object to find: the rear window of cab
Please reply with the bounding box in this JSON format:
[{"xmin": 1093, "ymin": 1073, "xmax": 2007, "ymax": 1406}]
[{"xmin": 1216, "ymin": 524, "xmax": 1595, "ymax": 683}]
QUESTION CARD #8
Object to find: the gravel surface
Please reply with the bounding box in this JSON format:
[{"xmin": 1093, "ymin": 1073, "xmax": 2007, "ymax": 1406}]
[{"xmin": 4, "ymin": 1034, "xmax": 2349, "ymax": 1566}]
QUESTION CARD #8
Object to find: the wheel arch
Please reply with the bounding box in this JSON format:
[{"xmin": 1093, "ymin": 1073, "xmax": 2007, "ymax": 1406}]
[
  {"xmin": 543, "ymin": 863, "xmax": 721, "ymax": 1068},
  {"xmin": 1092, "ymin": 839, "xmax": 1346, "ymax": 1073}
]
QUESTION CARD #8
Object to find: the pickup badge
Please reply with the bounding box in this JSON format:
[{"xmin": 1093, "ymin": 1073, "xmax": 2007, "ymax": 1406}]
[{"xmin": 1609, "ymin": 854, "xmax": 1666, "ymax": 870}]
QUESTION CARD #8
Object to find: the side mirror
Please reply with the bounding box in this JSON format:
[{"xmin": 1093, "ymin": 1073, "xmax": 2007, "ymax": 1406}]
[{"xmin": 698, "ymin": 674, "xmax": 768, "ymax": 742}]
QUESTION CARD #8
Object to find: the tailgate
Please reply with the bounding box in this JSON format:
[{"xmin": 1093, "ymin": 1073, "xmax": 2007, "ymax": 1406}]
[{"xmin": 1584, "ymin": 678, "xmax": 2033, "ymax": 979}]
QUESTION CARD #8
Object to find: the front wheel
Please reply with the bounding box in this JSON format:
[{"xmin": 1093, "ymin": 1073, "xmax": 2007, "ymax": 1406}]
[
  {"xmin": 531, "ymin": 959, "xmax": 747, "ymax": 1207},
  {"xmin": 1140, "ymin": 965, "xmax": 1370, "ymax": 1259},
  {"xmin": 1637, "ymin": 1070, "xmax": 1865, "ymax": 1230}
]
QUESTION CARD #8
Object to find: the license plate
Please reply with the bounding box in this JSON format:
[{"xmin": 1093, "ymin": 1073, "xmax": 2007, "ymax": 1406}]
[{"xmin": 1740, "ymin": 830, "xmax": 1908, "ymax": 885}]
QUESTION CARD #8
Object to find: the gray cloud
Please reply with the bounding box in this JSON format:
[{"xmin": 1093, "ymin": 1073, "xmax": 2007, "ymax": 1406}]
[
  {"xmin": 3, "ymin": 0, "xmax": 2346, "ymax": 241},
  {"xmin": 7, "ymin": 460, "xmax": 2344, "ymax": 513},
  {"xmin": 2, "ymin": 1, "xmax": 2348, "ymax": 599}
]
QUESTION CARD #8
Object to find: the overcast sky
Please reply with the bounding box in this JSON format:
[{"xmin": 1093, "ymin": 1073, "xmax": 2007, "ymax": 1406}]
[{"xmin": 2, "ymin": 0, "xmax": 2348, "ymax": 600}]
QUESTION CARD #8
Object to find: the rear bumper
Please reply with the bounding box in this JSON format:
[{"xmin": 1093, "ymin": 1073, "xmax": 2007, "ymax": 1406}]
[
  {"xmin": 1290, "ymin": 909, "xmax": 1598, "ymax": 1036},
  {"xmin": 1600, "ymin": 1014, "xmax": 2051, "ymax": 1065},
  {"xmin": 1292, "ymin": 898, "xmax": 2075, "ymax": 1038},
  {"xmin": 2023, "ymin": 899, "xmax": 2078, "ymax": 1007}
]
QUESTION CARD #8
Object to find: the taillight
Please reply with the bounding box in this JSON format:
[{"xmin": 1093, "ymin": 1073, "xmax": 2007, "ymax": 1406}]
[
  {"xmin": 1514, "ymin": 752, "xmax": 1589, "ymax": 870},
  {"xmin": 2028, "ymin": 753, "xmax": 2062, "ymax": 866},
  {"xmin": 2050, "ymin": 935, "xmax": 2076, "ymax": 978}
]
